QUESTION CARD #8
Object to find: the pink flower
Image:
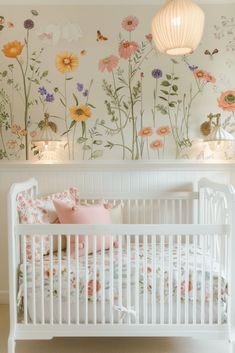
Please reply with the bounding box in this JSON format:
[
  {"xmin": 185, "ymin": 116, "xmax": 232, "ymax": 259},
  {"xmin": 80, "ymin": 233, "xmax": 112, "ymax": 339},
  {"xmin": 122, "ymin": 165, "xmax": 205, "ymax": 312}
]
[
  {"xmin": 122, "ymin": 16, "xmax": 139, "ymax": 32},
  {"xmin": 88, "ymin": 279, "xmax": 101, "ymax": 297},
  {"xmin": 145, "ymin": 33, "xmax": 152, "ymax": 42},
  {"xmin": 156, "ymin": 126, "xmax": 170, "ymax": 136},
  {"xmin": 119, "ymin": 41, "xmax": 139, "ymax": 60},
  {"xmin": 30, "ymin": 130, "xmax": 37, "ymax": 138},
  {"xmin": 98, "ymin": 55, "xmax": 119, "ymax": 72},
  {"xmin": 218, "ymin": 90, "xmax": 235, "ymax": 112},
  {"xmin": 150, "ymin": 140, "xmax": 164, "ymax": 150}
]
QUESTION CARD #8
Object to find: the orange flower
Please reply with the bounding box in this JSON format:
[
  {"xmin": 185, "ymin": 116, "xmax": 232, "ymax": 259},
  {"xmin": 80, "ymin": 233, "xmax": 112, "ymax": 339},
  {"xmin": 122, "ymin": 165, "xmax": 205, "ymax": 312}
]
[
  {"xmin": 98, "ymin": 55, "xmax": 119, "ymax": 72},
  {"xmin": 218, "ymin": 90, "xmax": 235, "ymax": 112},
  {"xmin": 193, "ymin": 69, "xmax": 206, "ymax": 79},
  {"xmin": 69, "ymin": 104, "xmax": 91, "ymax": 122},
  {"xmin": 204, "ymin": 72, "xmax": 216, "ymax": 83},
  {"xmin": 56, "ymin": 52, "xmax": 79, "ymax": 74},
  {"xmin": 150, "ymin": 140, "xmax": 164, "ymax": 150},
  {"xmin": 2, "ymin": 40, "xmax": 24, "ymax": 58},
  {"xmin": 138, "ymin": 127, "xmax": 153, "ymax": 137},
  {"xmin": 156, "ymin": 126, "xmax": 170, "ymax": 136}
]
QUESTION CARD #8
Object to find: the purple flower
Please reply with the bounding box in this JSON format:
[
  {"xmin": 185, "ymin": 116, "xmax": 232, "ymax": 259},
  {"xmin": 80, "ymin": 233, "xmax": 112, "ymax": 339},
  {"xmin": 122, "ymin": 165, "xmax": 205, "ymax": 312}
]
[
  {"xmin": 83, "ymin": 89, "xmax": 89, "ymax": 97},
  {"xmin": 45, "ymin": 93, "xmax": 55, "ymax": 103},
  {"xmin": 77, "ymin": 82, "xmax": 84, "ymax": 92},
  {"xmin": 24, "ymin": 19, "xmax": 34, "ymax": 30},
  {"xmin": 189, "ymin": 65, "xmax": 198, "ymax": 71},
  {"xmin": 38, "ymin": 86, "xmax": 47, "ymax": 95},
  {"xmin": 152, "ymin": 69, "xmax": 162, "ymax": 79}
]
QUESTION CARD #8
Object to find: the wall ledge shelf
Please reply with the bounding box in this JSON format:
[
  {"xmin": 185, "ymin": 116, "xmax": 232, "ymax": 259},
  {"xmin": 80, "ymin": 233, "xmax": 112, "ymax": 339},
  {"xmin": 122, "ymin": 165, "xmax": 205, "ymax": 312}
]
[{"xmin": 0, "ymin": 160, "xmax": 235, "ymax": 172}]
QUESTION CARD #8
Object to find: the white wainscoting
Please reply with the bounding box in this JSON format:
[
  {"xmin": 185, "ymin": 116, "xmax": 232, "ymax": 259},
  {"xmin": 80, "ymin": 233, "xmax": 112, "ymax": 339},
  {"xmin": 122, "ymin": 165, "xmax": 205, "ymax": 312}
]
[{"xmin": 1, "ymin": 160, "xmax": 235, "ymax": 303}]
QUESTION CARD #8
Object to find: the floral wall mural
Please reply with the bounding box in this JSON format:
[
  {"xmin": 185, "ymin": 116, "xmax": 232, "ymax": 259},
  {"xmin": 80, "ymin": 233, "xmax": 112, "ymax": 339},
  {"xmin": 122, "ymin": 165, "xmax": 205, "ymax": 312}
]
[{"xmin": 0, "ymin": 5, "xmax": 234, "ymax": 161}]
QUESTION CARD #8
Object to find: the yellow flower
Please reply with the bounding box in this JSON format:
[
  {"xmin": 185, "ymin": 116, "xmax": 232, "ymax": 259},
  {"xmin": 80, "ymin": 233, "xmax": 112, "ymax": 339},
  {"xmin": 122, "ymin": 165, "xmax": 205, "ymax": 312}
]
[
  {"xmin": 69, "ymin": 105, "xmax": 91, "ymax": 122},
  {"xmin": 56, "ymin": 52, "xmax": 79, "ymax": 74},
  {"xmin": 2, "ymin": 40, "xmax": 24, "ymax": 58}
]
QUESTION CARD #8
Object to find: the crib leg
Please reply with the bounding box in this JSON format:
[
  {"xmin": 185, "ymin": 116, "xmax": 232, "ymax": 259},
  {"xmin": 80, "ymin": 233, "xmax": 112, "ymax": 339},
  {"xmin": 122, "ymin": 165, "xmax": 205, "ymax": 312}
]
[
  {"xmin": 229, "ymin": 340, "xmax": 235, "ymax": 353},
  {"xmin": 8, "ymin": 335, "xmax": 15, "ymax": 353}
]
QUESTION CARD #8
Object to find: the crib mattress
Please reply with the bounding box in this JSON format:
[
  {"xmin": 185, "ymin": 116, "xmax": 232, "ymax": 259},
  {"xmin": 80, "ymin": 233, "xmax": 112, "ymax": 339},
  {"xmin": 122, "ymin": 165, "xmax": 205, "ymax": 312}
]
[{"xmin": 18, "ymin": 242, "xmax": 228, "ymax": 324}]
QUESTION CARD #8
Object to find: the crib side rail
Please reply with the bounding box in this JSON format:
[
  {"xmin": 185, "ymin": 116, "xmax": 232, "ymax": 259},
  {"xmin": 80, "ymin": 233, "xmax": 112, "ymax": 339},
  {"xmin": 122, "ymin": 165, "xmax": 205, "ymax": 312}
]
[{"xmin": 16, "ymin": 224, "xmax": 229, "ymax": 327}]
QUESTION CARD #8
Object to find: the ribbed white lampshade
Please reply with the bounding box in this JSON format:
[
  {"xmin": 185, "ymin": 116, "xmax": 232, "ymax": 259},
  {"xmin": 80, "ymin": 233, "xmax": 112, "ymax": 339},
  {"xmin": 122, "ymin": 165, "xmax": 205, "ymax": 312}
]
[{"xmin": 151, "ymin": 0, "xmax": 205, "ymax": 56}]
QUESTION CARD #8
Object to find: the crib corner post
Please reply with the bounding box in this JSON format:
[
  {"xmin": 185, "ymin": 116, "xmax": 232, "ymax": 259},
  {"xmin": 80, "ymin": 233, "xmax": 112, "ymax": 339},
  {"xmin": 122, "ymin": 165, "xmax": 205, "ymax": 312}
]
[
  {"xmin": 8, "ymin": 334, "xmax": 15, "ymax": 353},
  {"xmin": 228, "ymin": 191, "xmax": 235, "ymax": 351},
  {"xmin": 229, "ymin": 339, "xmax": 235, "ymax": 353}
]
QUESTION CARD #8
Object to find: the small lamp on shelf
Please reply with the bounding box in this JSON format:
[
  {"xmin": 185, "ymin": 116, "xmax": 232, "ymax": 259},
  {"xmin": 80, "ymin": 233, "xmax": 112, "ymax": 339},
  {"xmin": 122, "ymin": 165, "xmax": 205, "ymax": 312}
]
[{"xmin": 31, "ymin": 114, "xmax": 66, "ymax": 161}]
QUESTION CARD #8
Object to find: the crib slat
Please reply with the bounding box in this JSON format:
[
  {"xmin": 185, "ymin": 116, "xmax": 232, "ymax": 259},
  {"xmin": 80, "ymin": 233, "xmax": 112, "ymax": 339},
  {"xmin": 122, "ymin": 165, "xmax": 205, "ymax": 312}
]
[
  {"xmin": 101, "ymin": 235, "xmax": 105, "ymax": 324},
  {"xmin": 118, "ymin": 235, "xmax": 122, "ymax": 324},
  {"xmin": 168, "ymin": 234, "xmax": 173, "ymax": 324},
  {"xmin": 93, "ymin": 236, "xmax": 97, "ymax": 324},
  {"xmin": 126, "ymin": 235, "xmax": 131, "ymax": 324},
  {"xmin": 67, "ymin": 235, "xmax": 71, "ymax": 325},
  {"xmin": 152, "ymin": 235, "xmax": 156, "ymax": 324},
  {"xmin": 75, "ymin": 235, "xmax": 79, "ymax": 325},
  {"xmin": 193, "ymin": 235, "xmax": 197, "ymax": 324},
  {"xmin": 218, "ymin": 234, "xmax": 222, "ymax": 324},
  {"xmin": 209, "ymin": 234, "xmax": 214, "ymax": 324},
  {"xmin": 177, "ymin": 235, "xmax": 181, "ymax": 324},
  {"xmin": 160, "ymin": 235, "xmax": 164, "ymax": 324},
  {"xmin": 150, "ymin": 200, "xmax": 153, "ymax": 224},
  {"xmin": 32, "ymin": 236, "xmax": 36, "ymax": 325},
  {"xmin": 85, "ymin": 236, "xmax": 88, "ymax": 325},
  {"xmin": 58, "ymin": 234, "xmax": 62, "ymax": 325},
  {"xmin": 110, "ymin": 235, "xmax": 114, "ymax": 324},
  {"xmin": 40, "ymin": 236, "xmax": 44, "ymax": 324},
  {"xmin": 143, "ymin": 234, "xmax": 148, "ymax": 324},
  {"xmin": 49, "ymin": 235, "xmax": 53, "ymax": 325},
  {"xmin": 135, "ymin": 235, "xmax": 139, "ymax": 324},
  {"xmin": 185, "ymin": 234, "xmax": 189, "ymax": 325},
  {"xmin": 23, "ymin": 235, "xmax": 28, "ymax": 324},
  {"xmin": 201, "ymin": 235, "xmax": 205, "ymax": 324}
]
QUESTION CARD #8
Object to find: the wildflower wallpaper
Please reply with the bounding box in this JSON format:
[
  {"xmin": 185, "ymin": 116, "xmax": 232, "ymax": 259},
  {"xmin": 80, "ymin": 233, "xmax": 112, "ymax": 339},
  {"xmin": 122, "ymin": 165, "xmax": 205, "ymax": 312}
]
[{"xmin": 0, "ymin": 5, "xmax": 234, "ymax": 161}]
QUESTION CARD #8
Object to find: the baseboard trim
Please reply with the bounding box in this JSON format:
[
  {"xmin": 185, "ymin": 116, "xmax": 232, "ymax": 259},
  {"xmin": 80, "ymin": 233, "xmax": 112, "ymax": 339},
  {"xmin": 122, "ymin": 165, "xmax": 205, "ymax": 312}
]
[{"xmin": 0, "ymin": 290, "xmax": 9, "ymax": 304}]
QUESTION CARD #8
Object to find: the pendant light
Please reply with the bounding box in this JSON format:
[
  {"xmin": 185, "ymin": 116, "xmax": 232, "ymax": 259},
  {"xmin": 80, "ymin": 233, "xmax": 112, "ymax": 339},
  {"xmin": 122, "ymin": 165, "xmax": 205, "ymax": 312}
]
[{"xmin": 151, "ymin": 0, "xmax": 205, "ymax": 56}]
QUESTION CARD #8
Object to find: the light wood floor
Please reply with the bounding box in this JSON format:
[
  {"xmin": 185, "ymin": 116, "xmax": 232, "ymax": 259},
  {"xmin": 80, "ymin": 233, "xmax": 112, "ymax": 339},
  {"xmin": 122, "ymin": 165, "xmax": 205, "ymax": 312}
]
[{"xmin": 0, "ymin": 305, "xmax": 228, "ymax": 353}]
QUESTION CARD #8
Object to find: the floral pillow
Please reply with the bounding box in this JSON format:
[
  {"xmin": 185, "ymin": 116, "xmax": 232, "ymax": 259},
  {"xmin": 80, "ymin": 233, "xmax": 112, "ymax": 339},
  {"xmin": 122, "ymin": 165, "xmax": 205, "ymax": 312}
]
[{"xmin": 17, "ymin": 187, "xmax": 79, "ymax": 260}]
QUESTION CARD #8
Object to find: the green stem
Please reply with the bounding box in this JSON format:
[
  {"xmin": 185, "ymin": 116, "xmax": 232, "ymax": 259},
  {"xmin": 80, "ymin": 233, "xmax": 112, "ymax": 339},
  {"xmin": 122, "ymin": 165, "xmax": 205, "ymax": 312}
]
[
  {"xmin": 16, "ymin": 57, "xmax": 29, "ymax": 160},
  {"xmin": 111, "ymin": 143, "xmax": 132, "ymax": 154},
  {"xmin": 111, "ymin": 70, "xmax": 125, "ymax": 159},
  {"xmin": 0, "ymin": 126, "xmax": 9, "ymax": 159},
  {"xmin": 64, "ymin": 74, "xmax": 71, "ymax": 160},
  {"xmin": 82, "ymin": 123, "xmax": 87, "ymax": 160}
]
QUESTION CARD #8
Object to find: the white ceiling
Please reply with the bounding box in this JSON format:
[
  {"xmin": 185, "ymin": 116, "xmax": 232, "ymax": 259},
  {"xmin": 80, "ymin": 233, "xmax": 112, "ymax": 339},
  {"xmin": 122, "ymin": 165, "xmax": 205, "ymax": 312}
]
[{"xmin": 0, "ymin": 0, "xmax": 234, "ymax": 4}]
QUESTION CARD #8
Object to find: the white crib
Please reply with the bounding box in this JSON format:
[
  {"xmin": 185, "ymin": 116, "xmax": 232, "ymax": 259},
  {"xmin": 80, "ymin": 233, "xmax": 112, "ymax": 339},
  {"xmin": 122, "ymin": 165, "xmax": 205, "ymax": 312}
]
[{"xmin": 7, "ymin": 177, "xmax": 235, "ymax": 353}]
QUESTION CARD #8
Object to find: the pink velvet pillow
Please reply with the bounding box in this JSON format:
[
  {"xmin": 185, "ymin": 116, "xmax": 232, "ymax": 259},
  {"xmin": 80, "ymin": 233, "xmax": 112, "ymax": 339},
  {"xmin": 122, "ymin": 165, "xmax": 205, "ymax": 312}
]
[{"xmin": 53, "ymin": 199, "xmax": 112, "ymax": 256}]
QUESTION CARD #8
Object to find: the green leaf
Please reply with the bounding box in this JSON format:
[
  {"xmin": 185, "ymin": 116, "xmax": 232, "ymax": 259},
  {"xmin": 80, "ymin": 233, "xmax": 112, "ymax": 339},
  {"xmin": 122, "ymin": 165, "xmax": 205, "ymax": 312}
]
[
  {"xmin": 169, "ymin": 102, "xmax": 176, "ymax": 107},
  {"xmin": 91, "ymin": 150, "xmax": 103, "ymax": 159},
  {"xmin": 171, "ymin": 58, "xmax": 178, "ymax": 64},
  {"xmin": 172, "ymin": 85, "xmax": 178, "ymax": 92},
  {"xmin": 161, "ymin": 81, "xmax": 170, "ymax": 87},
  {"xmin": 160, "ymin": 89, "xmax": 169, "ymax": 95},
  {"xmin": 41, "ymin": 70, "xmax": 48, "ymax": 78},
  {"xmin": 88, "ymin": 103, "xmax": 96, "ymax": 109},
  {"xmin": 69, "ymin": 120, "xmax": 76, "ymax": 130},
  {"xmin": 77, "ymin": 137, "xmax": 88, "ymax": 144},
  {"xmin": 83, "ymin": 145, "xmax": 91, "ymax": 150},
  {"xmin": 166, "ymin": 74, "xmax": 172, "ymax": 80},
  {"xmin": 66, "ymin": 77, "xmax": 73, "ymax": 81},
  {"xmin": 60, "ymin": 98, "xmax": 66, "ymax": 107},
  {"xmin": 93, "ymin": 140, "xmax": 102, "ymax": 145},
  {"xmin": 31, "ymin": 9, "xmax": 39, "ymax": 16},
  {"xmin": 159, "ymin": 96, "xmax": 168, "ymax": 101},
  {"xmin": 73, "ymin": 93, "xmax": 78, "ymax": 106}
]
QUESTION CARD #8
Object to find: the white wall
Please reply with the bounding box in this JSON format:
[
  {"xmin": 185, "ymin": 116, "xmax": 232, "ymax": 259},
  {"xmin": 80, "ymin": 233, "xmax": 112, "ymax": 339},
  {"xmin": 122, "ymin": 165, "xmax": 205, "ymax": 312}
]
[{"xmin": 0, "ymin": 161, "xmax": 235, "ymax": 303}]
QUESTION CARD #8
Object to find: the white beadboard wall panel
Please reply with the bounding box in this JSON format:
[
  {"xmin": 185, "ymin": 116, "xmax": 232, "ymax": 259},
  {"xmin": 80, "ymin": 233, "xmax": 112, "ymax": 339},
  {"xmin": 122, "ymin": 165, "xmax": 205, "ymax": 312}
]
[{"xmin": 0, "ymin": 160, "xmax": 235, "ymax": 302}]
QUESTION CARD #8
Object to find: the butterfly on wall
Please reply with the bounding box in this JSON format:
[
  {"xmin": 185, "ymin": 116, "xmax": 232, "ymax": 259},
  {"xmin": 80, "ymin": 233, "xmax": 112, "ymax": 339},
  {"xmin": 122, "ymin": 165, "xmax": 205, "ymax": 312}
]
[
  {"xmin": 204, "ymin": 48, "xmax": 219, "ymax": 59},
  {"xmin": 96, "ymin": 30, "xmax": 108, "ymax": 42},
  {"xmin": 80, "ymin": 50, "xmax": 87, "ymax": 56}
]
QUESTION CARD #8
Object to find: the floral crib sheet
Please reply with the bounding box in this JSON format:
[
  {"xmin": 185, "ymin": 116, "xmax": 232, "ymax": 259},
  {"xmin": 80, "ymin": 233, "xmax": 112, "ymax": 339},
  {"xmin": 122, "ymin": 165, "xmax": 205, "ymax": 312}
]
[{"xmin": 18, "ymin": 242, "xmax": 227, "ymax": 314}]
